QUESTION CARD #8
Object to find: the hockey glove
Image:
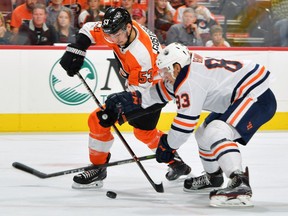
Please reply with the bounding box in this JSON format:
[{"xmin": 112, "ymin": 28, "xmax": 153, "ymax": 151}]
[
  {"xmin": 96, "ymin": 109, "xmax": 118, "ymax": 128},
  {"xmin": 96, "ymin": 91, "xmax": 142, "ymax": 128},
  {"xmin": 156, "ymin": 134, "xmax": 176, "ymax": 163},
  {"xmin": 105, "ymin": 91, "xmax": 142, "ymax": 113},
  {"xmin": 60, "ymin": 44, "xmax": 86, "ymax": 77}
]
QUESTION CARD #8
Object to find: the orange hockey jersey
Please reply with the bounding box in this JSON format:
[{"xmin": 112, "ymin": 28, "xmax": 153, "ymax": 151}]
[{"xmin": 79, "ymin": 20, "xmax": 161, "ymax": 92}]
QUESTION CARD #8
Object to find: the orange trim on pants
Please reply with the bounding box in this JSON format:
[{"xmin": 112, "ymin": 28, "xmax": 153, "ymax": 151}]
[
  {"xmin": 133, "ymin": 128, "xmax": 164, "ymax": 150},
  {"xmin": 89, "ymin": 150, "xmax": 110, "ymax": 165},
  {"xmin": 88, "ymin": 108, "xmax": 113, "ymax": 165},
  {"xmin": 88, "ymin": 108, "xmax": 114, "ymax": 142}
]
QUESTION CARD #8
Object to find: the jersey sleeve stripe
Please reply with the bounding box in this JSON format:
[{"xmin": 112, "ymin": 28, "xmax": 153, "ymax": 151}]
[
  {"xmin": 171, "ymin": 113, "xmax": 199, "ymax": 133},
  {"xmin": 231, "ymin": 64, "xmax": 270, "ymax": 103},
  {"xmin": 231, "ymin": 64, "xmax": 259, "ymax": 102},
  {"xmin": 240, "ymin": 71, "xmax": 270, "ymax": 100},
  {"xmin": 171, "ymin": 125, "xmax": 194, "ymax": 133},
  {"xmin": 173, "ymin": 118, "xmax": 198, "ymax": 128},
  {"xmin": 177, "ymin": 113, "xmax": 200, "ymax": 120},
  {"xmin": 155, "ymin": 83, "xmax": 167, "ymax": 103},
  {"xmin": 233, "ymin": 66, "xmax": 266, "ymax": 102},
  {"xmin": 159, "ymin": 80, "xmax": 173, "ymax": 101}
]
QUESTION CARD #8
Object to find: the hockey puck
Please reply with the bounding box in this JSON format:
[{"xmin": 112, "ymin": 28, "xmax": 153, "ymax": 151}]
[{"xmin": 106, "ymin": 191, "xmax": 117, "ymax": 199}]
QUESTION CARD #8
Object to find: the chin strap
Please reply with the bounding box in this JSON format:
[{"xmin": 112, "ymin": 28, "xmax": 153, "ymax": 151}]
[{"xmin": 122, "ymin": 24, "xmax": 134, "ymax": 49}]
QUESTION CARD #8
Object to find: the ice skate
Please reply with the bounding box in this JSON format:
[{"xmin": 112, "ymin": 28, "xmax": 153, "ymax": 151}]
[
  {"xmin": 166, "ymin": 157, "xmax": 191, "ymax": 181},
  {"xmin": 184, "ymin": 169, "xmax": 224, "ymax": 193},
  {"xmin": 72, "ymin": 154, "xmax": 110, "ymax": 189},
  {"xmin": 209, "ymin": 167, "xmax": 253, "ymax": 207}
]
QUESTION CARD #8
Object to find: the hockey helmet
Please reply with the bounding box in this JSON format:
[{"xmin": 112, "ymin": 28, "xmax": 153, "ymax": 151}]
[
  {"xmin": 156, "ymin": 42, "xmax": 191, "ymax": 74},
  {"xmin": 102, "ymin": 7, "xmax": 132, "ymax": 34}
]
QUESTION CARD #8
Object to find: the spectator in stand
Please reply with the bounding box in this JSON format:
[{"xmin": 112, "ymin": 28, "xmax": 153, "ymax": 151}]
[
  {"xmin": 166, "ymin": 0, "xmax": 179, "ymax": 16},
  {"xmin": 99, "ymin": 0, "xmax": 121, "ymax": 10},
  {"xmin": 173, "ymin": 0, "xmax": 218, "ymax": 44},
  {"xmin": 121, "ymin": 0, "xmax": 134, "ymax": 15},
  {"xmin": 132, "ymin": 8, "xmax": 146, "ymax": 26},
  {"xmin": 78, "ymin": 0, "xmax": 104, "ymax": 28},
  {"xmin": 166, "ymin": 7, "xmax": 202, "ymax": 46},
  {"xmin": 15, "ymin": 3, "xmax": 57, "ymax": 45},
  {"xmin": 155, "ymin": 0, "xmax": 174, "ymax": 45},
  {"xmin": 46, "ymin": 0, "xmax": 74, "ymax": 27},
  {"xmin": 205, "ymin": 25, "xmax": 230, "ymax": 47},
  {"xmin": 121, "ymin": 0, "xmax": 147, "ymax": 15},
  {"xmin": 14, "ymin": 0, "xmax": 46, "ymax": 7},
  {"xmin": 271, "ymin": 0, "xmax": 288, "ymax": 46},
  {"xmin": 0, "ymin": 13, "xmax": 12, "ymax": 44},
  {"xmin": 133, "ymin": 0, "xmax": 147, "ymax": 11},
  {"xmin": 62, "ymin": 0, "xmax": 87, "ymax": 11},
  {"xmin": 55, "ymin": 7, "xmax": 78, "ymax": 43},
  {"xmin": 169, "ymin": 0, "xmax": 184, "ymax": 10},
  {"xmin": 10, "ymin": 0, "xmax": 38, "ymax": 34}
]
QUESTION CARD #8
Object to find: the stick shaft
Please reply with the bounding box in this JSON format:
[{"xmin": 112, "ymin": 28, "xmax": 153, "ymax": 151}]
[
  {"xmin": 12, "ymin": 154, "xmax": 156, "ymax": 179},
  {"xmin": 77, "ymin": 73, "xmax": 164, "ymax": 193}
]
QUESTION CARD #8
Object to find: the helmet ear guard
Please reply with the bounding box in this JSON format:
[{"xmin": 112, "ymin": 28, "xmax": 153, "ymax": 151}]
[
  {"xmin": 102, "ymin": 7, "xmax": 132, "ymax": 34},
  {"xmin": 156, "ymin": 42, "xmax": 191, "ymax": 76}
]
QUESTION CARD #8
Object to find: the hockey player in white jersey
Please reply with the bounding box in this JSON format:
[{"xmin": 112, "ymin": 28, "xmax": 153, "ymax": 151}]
[{"xmin": 100, "ymin": 42, "xmax": 277, "ymax": 207}]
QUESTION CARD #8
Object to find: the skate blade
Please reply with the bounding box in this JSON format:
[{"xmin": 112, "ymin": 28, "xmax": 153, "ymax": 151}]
[
  {"xmin": 210, "ymin": 195, "xmax": 254, "ymax": 207},
  {"xmin": 72, "ymin": 180, "xmax": 104, "ymax": 189},
  {"xmin": 183, "ymin": 186, "xmax": 222, "ymax": 194}
]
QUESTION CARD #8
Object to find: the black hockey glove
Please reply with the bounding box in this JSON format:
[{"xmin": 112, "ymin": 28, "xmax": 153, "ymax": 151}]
[
  {"xmin": 105, "ymin": 91, "xmax": 142, "ymax": 113},
  {"xmin": 96, "ymin": 109, "xmax": 118, "ymax": 128},
  {"xmin": 156, "ymin": 134, "xmax": 176, "ymax": 163},
  {"xmin": 96, "ymin": 91, "xmax": 142, "ymax": 128},
  {"xmin": 60, "ymin": 43, "xmax": 86, "ymax": 77}
]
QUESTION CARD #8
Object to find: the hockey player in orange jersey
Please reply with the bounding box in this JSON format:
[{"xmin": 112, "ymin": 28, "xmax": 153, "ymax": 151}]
[
  {"xmin": 59, "ymin": 8, "xmax": 191, "ymax": 189},
  {"xmin": 101, "ymin": 42, "xmax": 277, "ymax": 207}
]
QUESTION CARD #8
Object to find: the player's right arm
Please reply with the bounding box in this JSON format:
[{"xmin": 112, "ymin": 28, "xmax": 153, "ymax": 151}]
[
  {"xmin": 59, "ymin": 22, "xmax": 105, "ymax": 77},
  {"xmin": 141, "ymin": 79, "xmax": 174, "ymax": 108},
  {"xmin": 97, "ymin": 79, "xmax": 174, "ymax": 127}
]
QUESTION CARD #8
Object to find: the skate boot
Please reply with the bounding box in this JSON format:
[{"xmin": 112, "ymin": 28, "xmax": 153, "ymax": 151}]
[
  {"xmin": 166, "ymin": 156, "xmax": 191, "ymax": 181},
  {"xmin": 72, "ymin": 154, "xmax": 110, "ymax": 189},
  {"xmin": 209, "ymin": 167, "xmax": 253, "ymax": 207},
  {"xmin": 184, "ymin": 168, "xmax": 224, "ymax": 193}
]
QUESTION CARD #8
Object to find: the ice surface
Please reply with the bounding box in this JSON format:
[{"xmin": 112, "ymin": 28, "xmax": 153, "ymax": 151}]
[{"xmin": 1, "ymin": 132, "xmax": 288, "ymax": 216}]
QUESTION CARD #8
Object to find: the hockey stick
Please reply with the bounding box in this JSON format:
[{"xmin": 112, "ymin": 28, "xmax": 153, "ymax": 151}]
[
  {"xmin": 77, "ymin": 72, "xmax": 164, "ymax": 193},
  {"xmin": 12, "ymin": 154, "xmax": 156, "ymax": 179}
]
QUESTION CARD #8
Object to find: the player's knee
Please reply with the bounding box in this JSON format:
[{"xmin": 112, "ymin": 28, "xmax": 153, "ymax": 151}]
[
  {"xmin": 88, "ymin": 108, "xmax": 112, "ymax": 137},
  {"xmin": 88, "ymin": 108, "xmax": 101, "ymax": 127},
  {"xmin": 197, "ymin": 120, "xmax": 235, "ymax": 150},
  {"xmin": 195, "ymin": 122, "xmax": 205, "ymax": 145},
  {"xmin": 133, "ymin": 128, "xmax": 163, "ymax": 149},
  {"xmin": 133, "ymin": 128, "xmax": 151, "ymax": 143}
]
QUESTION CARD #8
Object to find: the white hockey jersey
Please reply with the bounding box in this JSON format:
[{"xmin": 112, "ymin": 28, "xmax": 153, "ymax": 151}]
[{"xmin": 141, "ymin": 52, "xmax": 271, "ymax": 149}]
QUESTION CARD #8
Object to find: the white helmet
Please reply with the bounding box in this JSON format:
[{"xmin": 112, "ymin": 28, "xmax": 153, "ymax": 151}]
[{"xmin": 156, "ymin": 42, "xmax": 191, "ymax": 75}]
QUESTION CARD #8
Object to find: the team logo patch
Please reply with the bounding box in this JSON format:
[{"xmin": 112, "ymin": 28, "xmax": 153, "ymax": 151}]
[
  {"xmin": 115, "ymin": 11, "xmax": 121, "ymax": 19},
  {"xmin": 103, "ymin": 19, "xmax": 109, "ymax": 25},
  {"xmin": 49, "ymin": 58, "xmax": 98, "ymax": 105}
]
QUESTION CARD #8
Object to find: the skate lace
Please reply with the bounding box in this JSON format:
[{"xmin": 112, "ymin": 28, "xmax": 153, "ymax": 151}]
[
  {"xmin": 193, "ymin": 173, "xmax": 211, "ymax": 186},
  {"xmin": 81, "ymin": 169, "xmax": 101, "ymax": 179},
  {"xmin": 227, "ymin": 175, "xmax": 240, "ymax": 189}
]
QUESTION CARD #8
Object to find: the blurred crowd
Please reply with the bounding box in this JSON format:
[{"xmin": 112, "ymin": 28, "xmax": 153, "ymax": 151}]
[{"xmin": 0, "ymin": 0, "xmax": 287, "ymax": 47}]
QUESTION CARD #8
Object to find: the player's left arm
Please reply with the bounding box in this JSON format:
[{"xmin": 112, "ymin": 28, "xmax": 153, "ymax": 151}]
[{"xmin": 156, "ymin": 81, "xmax": 205, "ymax": 163}]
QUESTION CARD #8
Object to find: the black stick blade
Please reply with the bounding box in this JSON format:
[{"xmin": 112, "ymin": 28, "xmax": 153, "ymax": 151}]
[
  {"xmin": 12, "ymin": 162, "xmax": 47, "ymax": 178},
  {"xmin": 154, "ymin": 182, "xmax": 164, "ymax": 193}
]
